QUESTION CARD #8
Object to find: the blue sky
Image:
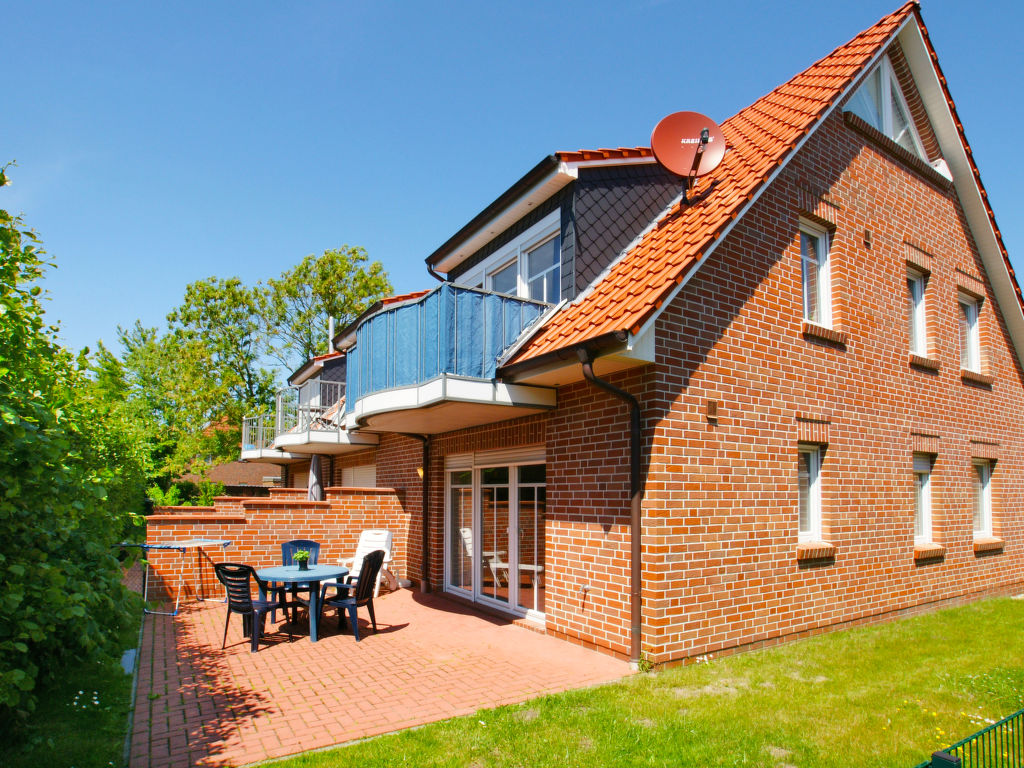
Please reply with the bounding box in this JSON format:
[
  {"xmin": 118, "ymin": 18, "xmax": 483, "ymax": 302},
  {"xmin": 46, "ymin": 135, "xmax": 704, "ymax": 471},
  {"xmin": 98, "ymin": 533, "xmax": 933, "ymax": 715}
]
[{"xmin": 6, "ymin": 1, "xmax": 1022, "ymax": 355}]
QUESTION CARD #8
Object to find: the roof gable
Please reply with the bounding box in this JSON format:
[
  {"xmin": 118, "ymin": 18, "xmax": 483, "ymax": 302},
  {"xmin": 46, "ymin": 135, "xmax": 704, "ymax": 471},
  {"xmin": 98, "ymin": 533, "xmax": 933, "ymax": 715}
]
[{"xmin": 505, "ymin": 2, "xmax": 918, "ymax": 368}]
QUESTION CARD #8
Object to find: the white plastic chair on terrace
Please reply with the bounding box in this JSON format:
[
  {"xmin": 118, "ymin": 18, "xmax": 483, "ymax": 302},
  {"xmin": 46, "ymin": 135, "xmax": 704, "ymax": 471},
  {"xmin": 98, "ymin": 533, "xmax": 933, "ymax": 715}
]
[
  {"xmin": 342, "ymin": 529, "xmax": 393, "ymax": 598},
  {"xmin": 459, "ymin": 526, "xmax": 508, "ymax": 588}
]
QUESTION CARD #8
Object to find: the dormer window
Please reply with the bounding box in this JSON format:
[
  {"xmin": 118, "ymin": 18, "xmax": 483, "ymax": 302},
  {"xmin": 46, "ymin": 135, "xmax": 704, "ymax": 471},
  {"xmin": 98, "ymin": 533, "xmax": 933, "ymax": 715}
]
[
  {"xmin": 466, "ymin": 209, "xmax": 561, "ymax": 304},
  {"xmin": 847, "ymin": 55, "xmax": 925, "ymax": 159}
]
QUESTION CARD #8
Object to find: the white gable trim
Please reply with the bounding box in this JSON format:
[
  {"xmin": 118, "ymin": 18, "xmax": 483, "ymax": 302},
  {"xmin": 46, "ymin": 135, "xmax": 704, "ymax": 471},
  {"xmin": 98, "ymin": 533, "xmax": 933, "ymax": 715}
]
[{"xmin": 898, "ymin": 22, "xmax": 1024, "ymax": 372}]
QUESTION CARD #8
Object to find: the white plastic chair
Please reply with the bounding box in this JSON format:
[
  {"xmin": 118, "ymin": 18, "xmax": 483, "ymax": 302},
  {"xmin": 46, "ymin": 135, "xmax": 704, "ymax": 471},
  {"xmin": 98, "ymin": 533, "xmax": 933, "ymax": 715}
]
[
  {"xmin": 459, "ymin": 526, "xmax": 508, "ymax": 587},
  {"xmin": 342, "ymin": 529, "xmax": 394, "ymax": 598}
]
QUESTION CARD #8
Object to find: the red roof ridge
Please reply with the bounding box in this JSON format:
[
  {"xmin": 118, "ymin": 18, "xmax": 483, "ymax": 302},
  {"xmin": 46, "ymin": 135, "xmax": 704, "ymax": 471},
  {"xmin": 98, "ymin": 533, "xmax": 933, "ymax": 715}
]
[
  {"xmin": 555, "ymin": 147, "xmax": 654, "ymax": 163},
  {"xmin": 506, "ymin": 2, "xmax": 917, "ymax": 368}
]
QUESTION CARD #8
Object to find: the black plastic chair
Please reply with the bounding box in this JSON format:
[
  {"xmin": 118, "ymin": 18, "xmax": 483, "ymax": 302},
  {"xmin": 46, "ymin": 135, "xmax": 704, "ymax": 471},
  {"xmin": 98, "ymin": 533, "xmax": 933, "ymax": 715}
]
[
  {"xmin": 318, "ymin": 549, "xmax": 385, "ymax": 641},
  {"xmin": 278, "ymin": 539, "xmax": 321, "ymax": 622},
  {"xmin": 214, "ymin": 562, "xmax": 292, "ymax": 653}
]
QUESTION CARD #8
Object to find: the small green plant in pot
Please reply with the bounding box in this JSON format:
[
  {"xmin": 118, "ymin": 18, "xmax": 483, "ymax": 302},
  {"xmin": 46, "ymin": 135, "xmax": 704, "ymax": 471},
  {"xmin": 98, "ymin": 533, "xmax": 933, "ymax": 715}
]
[{"xmin": 293, "ymin": 550, "xmax": 311, "ymax": 570}]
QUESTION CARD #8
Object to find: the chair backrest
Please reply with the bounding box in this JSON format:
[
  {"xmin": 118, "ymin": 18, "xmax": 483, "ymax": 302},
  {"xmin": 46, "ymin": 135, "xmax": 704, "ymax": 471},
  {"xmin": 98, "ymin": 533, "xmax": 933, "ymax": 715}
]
[
  {"xmin": 214, "ymin": 562, "xmax": 256, "ymax": 613},
  {"xmin": 459, "ymin": 527, "xmax": 473, "ymax": 557},
  {"xmin": 282, "ymin": 539, "xmax": 321, "ymax": 566},
  {"xmin": 353, "ymin": 550, "xmax": 386, "ymax": 603},
  {"xmin": 353, "ymin": 529, "xmax": 392, "ymax": 562}
]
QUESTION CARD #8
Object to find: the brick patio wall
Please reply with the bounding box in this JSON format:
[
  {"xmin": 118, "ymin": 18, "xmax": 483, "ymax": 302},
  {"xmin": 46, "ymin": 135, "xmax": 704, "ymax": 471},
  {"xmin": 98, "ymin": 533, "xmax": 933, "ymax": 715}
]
[{"xmin": 143, "ymin": 487, "xmax": 409, "ymax": 602}]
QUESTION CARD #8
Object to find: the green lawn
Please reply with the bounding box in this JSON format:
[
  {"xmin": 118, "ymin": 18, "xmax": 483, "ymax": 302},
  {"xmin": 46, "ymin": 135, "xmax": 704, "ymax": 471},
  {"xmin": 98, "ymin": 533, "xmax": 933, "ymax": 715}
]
[
  {"xmin": 0, "ymin": 591, "xmax": 143, "ymax": 768},
  {"xmin": 269, "ymin": 596, "xmax": 1024, "ymax": 768}
]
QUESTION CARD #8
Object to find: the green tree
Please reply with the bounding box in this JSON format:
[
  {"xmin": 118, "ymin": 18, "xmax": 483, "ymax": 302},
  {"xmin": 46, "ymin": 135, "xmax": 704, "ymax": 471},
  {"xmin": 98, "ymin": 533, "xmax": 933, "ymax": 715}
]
[
  {"xmin": 0, "ymin": 168, "xmax": 142, "ymax": 720},
  {"xmin": 263, "ymin": 246, "xmax": 392, "ymax": 370}
]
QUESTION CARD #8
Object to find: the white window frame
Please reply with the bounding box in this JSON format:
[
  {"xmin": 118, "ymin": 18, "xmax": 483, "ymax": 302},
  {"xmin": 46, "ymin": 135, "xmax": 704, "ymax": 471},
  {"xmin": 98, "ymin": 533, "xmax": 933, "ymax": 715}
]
[
  {"xmin": 848, "ymin": 55, "xmax": 926, "ymax": 159},
  {"xmin": 471, "ymin": 210, "xmax": 560, "ymax": 303},
  {"xmin": 958, "ymin": 294, "xmax": 981, "ymax": 373},
  {"xmin": 913, "ymin": 454, "xmax": 932, "ymax": 545},
  {"xmin": 798, "ymin": 445, "xmax": 823, "ymax": 542},
  {"xmin": 907, "ymin": 269, "xmax": 928, "ymax": 357},
  {"xmin": 799, "ymin": 221, "xmax": 832, "ymax": 328},
  {"xmin": 972, "ymin": 459, "xmax": 992, "ymax": 538}
]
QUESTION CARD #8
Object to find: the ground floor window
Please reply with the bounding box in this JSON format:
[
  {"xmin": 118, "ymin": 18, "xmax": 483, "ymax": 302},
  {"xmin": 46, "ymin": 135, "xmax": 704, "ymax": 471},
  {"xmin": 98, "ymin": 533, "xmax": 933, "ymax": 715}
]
[
  {"xmin": 798, "ymin": 445, "xmax": 822, "ymax": 541},
  {"xmin": 444, "ymin": 453, "xmax": 546, "ymax": 619},
  {"xmin": 913, "ymin": 454, "xmax": 933, "ymax": 544},
  {"xmin": 972, "ymin": 459, "xmax": 992, "ymax": 537}
]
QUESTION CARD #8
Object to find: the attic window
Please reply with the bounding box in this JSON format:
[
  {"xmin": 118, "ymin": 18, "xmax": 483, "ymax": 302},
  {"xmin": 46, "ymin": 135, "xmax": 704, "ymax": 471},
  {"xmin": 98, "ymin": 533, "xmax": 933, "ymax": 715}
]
[{"xmin": 846, "ymin": 55, "xmax": 925, "ymax": 159}]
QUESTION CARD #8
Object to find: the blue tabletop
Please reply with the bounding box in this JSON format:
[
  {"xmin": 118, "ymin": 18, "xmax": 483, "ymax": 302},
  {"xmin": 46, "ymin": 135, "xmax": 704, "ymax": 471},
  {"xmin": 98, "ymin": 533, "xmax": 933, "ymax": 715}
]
[{"xmin": 257, "ymin": 564, "xmax": 349, "ymax": 583}]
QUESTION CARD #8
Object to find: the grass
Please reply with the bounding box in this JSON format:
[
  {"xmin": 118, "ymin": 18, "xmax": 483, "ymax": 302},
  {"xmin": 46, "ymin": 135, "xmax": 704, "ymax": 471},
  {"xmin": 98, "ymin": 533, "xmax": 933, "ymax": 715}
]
[
  {"xmin": 266, "ymin": 596, "xmax": 1024, "ymax": 768},
  {"xmin": 0, "ymin": 591, "xmax": 143, "ymax": 768}
]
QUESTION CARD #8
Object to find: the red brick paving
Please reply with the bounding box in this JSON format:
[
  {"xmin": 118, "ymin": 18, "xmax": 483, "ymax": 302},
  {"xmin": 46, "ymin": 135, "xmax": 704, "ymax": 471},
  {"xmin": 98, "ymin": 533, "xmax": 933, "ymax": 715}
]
[{"xmin": 129, "ymin": 589, "xmax": 630, "ymax": 767}]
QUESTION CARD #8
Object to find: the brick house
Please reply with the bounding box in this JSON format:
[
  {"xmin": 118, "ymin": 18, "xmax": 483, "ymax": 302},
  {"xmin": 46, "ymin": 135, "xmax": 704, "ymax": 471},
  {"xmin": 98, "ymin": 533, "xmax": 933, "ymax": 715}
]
[{"xmin": 151, "ymin": 2, "xmax": 1023, "ymax": 667}]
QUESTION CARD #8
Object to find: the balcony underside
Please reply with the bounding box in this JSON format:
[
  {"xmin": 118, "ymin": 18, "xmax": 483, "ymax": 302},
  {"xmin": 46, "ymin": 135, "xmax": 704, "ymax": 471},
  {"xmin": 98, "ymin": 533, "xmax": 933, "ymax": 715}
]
[
  {"xmin": 239, "ymin": 447, "xmax": 308, "ymax": 465},
  {"xmin": 345, "ymin": 374, "xmax": 556, "ymax": 434},
  {"xmin": 273, "ymin": 429, "xmax": 379, "ymax": 455}
]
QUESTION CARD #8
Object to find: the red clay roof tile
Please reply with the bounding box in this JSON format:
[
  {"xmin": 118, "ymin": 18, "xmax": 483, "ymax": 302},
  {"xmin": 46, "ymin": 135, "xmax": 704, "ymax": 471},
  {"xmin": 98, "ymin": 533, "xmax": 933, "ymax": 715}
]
[{"xmin": 507, "ymin": 2, "xmax": 917, "ymax": 367}]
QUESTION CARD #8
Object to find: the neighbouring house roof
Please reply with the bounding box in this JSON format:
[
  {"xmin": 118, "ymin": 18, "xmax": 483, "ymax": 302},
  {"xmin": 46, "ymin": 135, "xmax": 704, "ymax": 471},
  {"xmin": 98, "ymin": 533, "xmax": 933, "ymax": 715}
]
[
  {"xmin": 503, "ymin": 2, "xmax": 1023, "ymax": 371},
  {"xmin": 181, "ymin": 460, "xmax": 281, "ymax": 487}
]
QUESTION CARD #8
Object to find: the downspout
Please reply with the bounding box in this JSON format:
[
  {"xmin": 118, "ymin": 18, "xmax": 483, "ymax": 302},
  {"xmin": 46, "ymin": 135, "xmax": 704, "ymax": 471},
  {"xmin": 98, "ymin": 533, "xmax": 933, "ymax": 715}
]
[
  {"xmin": 578, "ymin": 348, "xmax": 643, "ymax": 667},
  {"xmin": 402, "ymin": 433, "xmax": 432, "ymax": 593}
]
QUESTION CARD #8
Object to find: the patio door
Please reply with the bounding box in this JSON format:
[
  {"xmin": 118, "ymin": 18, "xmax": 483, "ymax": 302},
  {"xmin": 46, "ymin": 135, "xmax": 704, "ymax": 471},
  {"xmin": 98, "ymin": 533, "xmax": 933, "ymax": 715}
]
[{"xmin": 444, "ymin": 450, "xmax": 546, "ymax": 620}]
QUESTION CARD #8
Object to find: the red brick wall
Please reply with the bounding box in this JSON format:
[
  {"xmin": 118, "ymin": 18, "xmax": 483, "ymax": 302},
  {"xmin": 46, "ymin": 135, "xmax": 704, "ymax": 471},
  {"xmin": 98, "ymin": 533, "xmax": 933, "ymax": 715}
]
[
  {"xmin": 643, "ymin": 105, "xmax": 1024, "ymax": 664},
  {"xmin": 144, "ymin": 487, "xmax": 409, "ymax": 602}
]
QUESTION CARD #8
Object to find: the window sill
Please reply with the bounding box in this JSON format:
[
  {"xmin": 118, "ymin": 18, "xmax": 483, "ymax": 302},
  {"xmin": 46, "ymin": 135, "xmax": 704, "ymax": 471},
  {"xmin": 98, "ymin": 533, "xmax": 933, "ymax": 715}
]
[
  {"xmin": 843, "ymin": 111, "xmax": 953, "ymax": 190},
  {"xmin": 802, "ymin": 321, "xmax": 847, "ymax": 347},
  {"xmin": 961, "ymin": 369, "xmax": 994, "ymax": 387},
  {"xmin": 796, "ymin": 541, "xmax": 836, "ymax": 561},
  {"xmin": 909, "ymin": 354, "xmax": 940, "ymax": 372},
  {"xmin": 913, "ymin": 542, "xmax": 946, "ymax": 561},
  {"xmin": 973, "ymin": 535, "xmax": 1004, "ymax": 555}
]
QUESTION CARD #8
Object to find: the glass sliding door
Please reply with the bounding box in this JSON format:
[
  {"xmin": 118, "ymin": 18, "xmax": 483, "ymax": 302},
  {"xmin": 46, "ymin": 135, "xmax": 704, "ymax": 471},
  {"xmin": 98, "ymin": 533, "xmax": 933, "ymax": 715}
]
[
  {"xmin": 447, "ymin": 470, "xmax": 473, "ymax": 593},
  {"xmin": 445, "ymin": 459, "xmax": 545, "ymax": 617},
  {"xmin": 517, "ymin": 464, "xmax": 545, "ymax": 614},
  {"xmin": 479, "ymin": 466, "xmax": 510, "ymax": 604}
]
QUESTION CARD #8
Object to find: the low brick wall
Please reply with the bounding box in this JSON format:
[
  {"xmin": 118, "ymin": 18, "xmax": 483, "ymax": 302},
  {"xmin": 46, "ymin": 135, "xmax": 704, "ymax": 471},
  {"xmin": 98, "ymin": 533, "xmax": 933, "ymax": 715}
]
[{"xmin": 144, "ymin": 487, "xmax": 409, "ymax": 602}]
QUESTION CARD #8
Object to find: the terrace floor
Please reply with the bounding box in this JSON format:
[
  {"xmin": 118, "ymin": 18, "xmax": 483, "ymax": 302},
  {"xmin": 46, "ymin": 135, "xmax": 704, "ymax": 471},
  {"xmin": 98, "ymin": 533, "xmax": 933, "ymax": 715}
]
[{"xmin": 128, "ymin": 587, "xmax": 631, "ymax": 767}]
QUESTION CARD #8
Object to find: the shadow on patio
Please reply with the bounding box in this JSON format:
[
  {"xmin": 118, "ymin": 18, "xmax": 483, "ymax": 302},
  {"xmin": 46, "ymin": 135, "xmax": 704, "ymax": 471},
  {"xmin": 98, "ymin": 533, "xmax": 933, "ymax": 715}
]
[{"xmin": 128, "ymin": 588, "xmax": 630, "ymax": 767}]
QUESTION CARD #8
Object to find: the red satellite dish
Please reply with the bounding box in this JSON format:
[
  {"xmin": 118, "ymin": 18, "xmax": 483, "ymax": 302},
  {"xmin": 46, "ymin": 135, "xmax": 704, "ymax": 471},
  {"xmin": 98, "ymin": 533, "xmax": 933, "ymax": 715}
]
[{"xmin": 651, "ymin": 111, "xmax": 726, "ymax": 179}]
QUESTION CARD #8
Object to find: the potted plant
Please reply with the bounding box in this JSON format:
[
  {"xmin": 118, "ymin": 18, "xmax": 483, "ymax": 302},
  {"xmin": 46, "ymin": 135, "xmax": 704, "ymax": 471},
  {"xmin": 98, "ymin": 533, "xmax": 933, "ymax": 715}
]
[{"xmin": 292, "ymin": 549, "xmax": 311, "ymax": 571}]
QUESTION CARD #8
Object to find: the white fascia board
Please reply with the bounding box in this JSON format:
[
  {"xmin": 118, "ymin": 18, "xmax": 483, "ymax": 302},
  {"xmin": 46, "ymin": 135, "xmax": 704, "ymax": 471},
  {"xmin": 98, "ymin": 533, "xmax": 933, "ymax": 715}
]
[
  {"xmin": 433, "ymin": 165, "xmax": 577, "ymax": 275},
  {"xmin": 345, "ymin": 374, "xmax": 556, "ymax": 428},
  {"xmin": 274, "ymin": 429, "xmax": 378, "ymax": 450},
  {"xmin": 619, "ymin": 16, "xmax": 913, "ymax": 350},
  {"xmin": 289, "ymin": 359, "xmax": 324, "ymax": 386},
  {"xmin": 618, "ymin": 320, "xmax": 656, "ymax": 363},
  {"xmin": 560, "ymin": 156, "xmax": 657, "ymax": 172},
  {"xmin": 899, "ymin": 22, "xmax": 1024, "ymax": 371}
]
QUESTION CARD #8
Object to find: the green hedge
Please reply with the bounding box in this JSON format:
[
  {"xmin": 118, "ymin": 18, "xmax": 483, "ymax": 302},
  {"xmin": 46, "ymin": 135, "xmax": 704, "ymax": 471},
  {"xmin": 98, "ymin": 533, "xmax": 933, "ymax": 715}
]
[{"xmin": 0, "ymin": 182, "xmax": 145, "ymax": 724}]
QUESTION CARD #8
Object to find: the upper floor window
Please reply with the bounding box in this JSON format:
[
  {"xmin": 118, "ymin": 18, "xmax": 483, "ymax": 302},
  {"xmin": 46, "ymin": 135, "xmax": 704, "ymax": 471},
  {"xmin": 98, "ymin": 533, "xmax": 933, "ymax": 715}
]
[
  {"xmin": 907, "ymin": 269, "xmax": 927, "ymax": 356},
  {"xmin": 847, "ymin": 55, "xmax": 926, "ymax": 159},
  {"xmin": 465, "ymin": 210, "xmax": 561, "ymax": 304},
  {"xmin": 958, "ymin": 294, "xmax": 981, "ymax": 372},
  {"xmin": 800, "ymin": 223, "xmax": 831, "ymax": 327}
]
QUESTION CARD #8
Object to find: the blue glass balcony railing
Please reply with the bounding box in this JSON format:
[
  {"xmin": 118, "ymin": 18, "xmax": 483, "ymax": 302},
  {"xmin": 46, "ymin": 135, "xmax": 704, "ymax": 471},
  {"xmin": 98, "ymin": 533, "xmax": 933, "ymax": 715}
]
[{"xmin": 345, "ymin": 284, "xmax": 548, "ymax": 413}]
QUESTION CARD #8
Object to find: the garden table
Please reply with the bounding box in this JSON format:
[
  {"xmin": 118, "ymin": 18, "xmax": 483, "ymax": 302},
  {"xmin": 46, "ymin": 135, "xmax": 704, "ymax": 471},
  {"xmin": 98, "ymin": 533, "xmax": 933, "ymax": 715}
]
[{"xmin": 256, "ymin": 563, "xmax": 349, "ymax": 642}]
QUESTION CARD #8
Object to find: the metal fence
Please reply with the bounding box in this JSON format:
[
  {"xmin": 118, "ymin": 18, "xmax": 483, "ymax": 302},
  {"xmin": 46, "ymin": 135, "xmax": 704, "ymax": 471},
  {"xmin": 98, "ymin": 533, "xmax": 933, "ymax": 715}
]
[
  {"xmin": 916, "ymin": 708, "xmax": 1024, "ymax": 767},
  {"xmin": 275, "ymin": 380, "xmax": 345, "ymax": 435},
  {"xmin": 241, "ymin": 414, "xmax": 273, "ymax": 451}
]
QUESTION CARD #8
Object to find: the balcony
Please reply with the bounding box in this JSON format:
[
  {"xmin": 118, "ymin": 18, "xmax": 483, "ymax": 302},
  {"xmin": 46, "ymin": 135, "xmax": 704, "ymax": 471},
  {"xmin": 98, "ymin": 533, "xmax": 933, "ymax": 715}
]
[
  {"xmin": 241, "ymin": 379, "xmax": 378, "ymax": 464},
  {"xmin": 343, "ymin": 284, "xmax": 557, "ymax": 433},
  {"xmin": 271, "ymin": 379, "xmax": 378, "ymax": 455},
  {"xmin": 240, "ymin": 414, "xmax": 304, "ymax": 464}
]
